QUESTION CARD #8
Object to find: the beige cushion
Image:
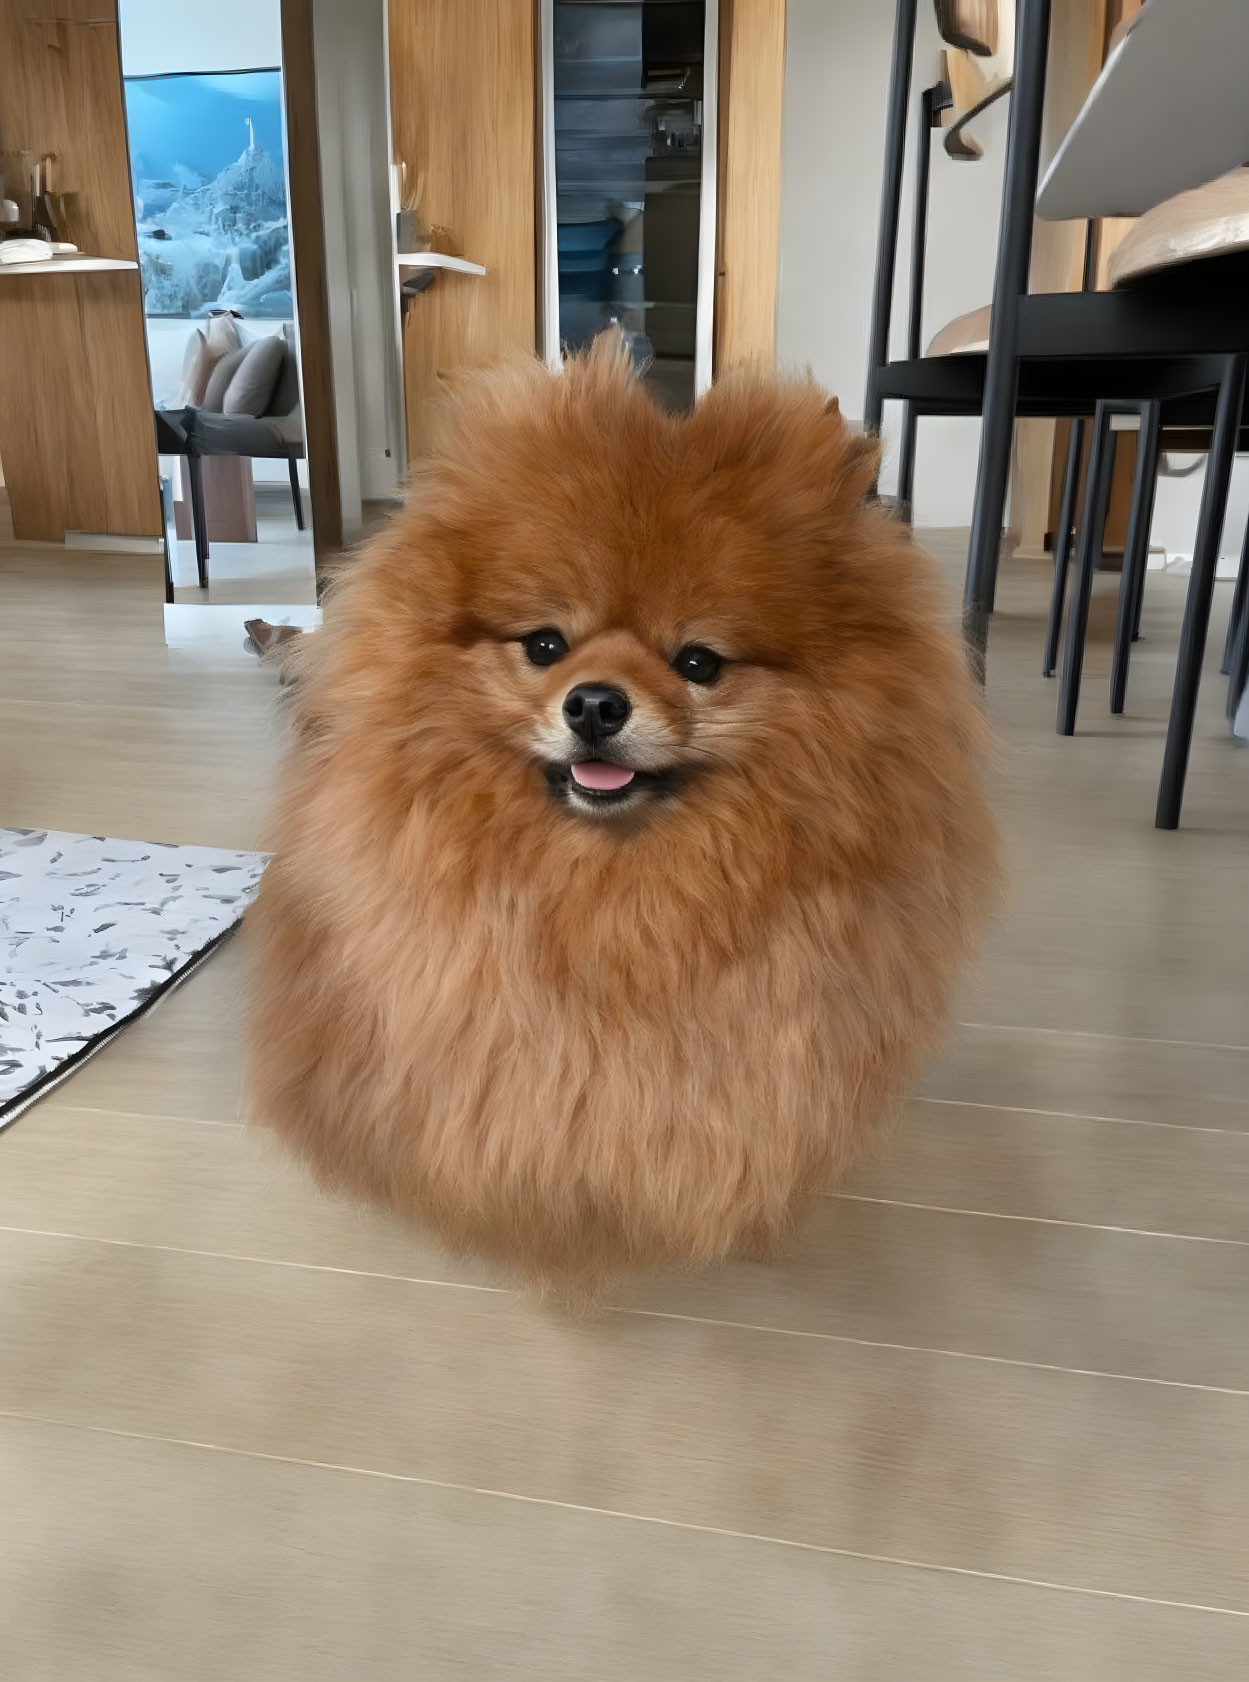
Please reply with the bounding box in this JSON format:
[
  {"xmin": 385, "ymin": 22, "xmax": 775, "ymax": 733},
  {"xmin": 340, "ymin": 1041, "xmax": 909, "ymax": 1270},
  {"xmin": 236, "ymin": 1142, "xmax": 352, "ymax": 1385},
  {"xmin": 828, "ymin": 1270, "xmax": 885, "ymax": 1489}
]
[
  {"xmin": 204, "ymin": 312, "xmax": 243, "ymax": 359},
  {"xmin": 1109, "ymin": 166, "xmax": 1249, "ymax": 288},
  {"xmin": 177, "ymin": 329, "xmax": 216, "ymax": 406},
  {"xmin": 201, "ymin": 344, "xmax": 249, "ymax": 413},
  {"xmin": 222, "ymin": 334, "xmax": 286, "ymax": 417},
  {"xmin": 268, "ymin": 322, "xmax": 301, "ymax": 418},
  {"xmin": 924, "ymin": 304, "xmax": 991, "ymax": 357}
]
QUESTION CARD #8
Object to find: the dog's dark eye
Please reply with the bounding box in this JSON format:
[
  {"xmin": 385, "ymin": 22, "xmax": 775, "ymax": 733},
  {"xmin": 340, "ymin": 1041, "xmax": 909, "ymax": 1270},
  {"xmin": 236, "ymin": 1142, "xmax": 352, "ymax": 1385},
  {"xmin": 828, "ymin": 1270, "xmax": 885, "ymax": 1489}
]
[
  {"xmin": 522, "ymin": 628, "xmax": 570, "ymax": 667},
  {"xmin": 672, "ymin": 644, "xmax": 722, "ymax": 685}
]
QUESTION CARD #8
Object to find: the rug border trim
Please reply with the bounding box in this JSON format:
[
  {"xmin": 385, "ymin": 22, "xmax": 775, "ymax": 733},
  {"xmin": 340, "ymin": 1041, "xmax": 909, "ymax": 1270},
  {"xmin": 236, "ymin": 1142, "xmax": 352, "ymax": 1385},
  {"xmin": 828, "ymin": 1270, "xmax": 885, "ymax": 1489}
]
[{"xmin": 0, "ymin": 923, "xmax": 242, "ymax": 1132}]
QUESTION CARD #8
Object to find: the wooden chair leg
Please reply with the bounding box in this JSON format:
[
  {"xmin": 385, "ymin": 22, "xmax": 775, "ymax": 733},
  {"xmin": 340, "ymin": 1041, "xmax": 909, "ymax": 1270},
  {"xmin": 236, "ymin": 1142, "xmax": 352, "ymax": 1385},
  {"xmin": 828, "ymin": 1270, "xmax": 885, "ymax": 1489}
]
[
  {"xmin": 288, "ymin": 457, "xmax": 306, "ymax": 531},
  {"xmin": 186, "ymin": 452, "xmax": 209, "ymax": 588},
  {"xmin": 1058, "ymin": 402, "xmax": 1116, "ymax": 735},
  {"xmin": 1044, "ymin": 416, "xmax": 1084, "ymax": 676},
  {"xmin": 1110, "ymin": 401, "xmax": 1161, "ymax": 714},
  {"xmin": 1156, "ymin": 354, "xmax": 1247, "ymax": 829}
]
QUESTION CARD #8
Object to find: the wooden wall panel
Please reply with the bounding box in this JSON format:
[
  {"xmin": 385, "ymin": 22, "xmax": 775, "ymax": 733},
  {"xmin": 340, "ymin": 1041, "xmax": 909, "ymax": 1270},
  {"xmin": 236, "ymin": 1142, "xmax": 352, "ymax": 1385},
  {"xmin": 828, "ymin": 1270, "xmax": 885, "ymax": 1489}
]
[
  {"xmin": 387, "ymin": 0, "xmax": 536, "ymax": 459},
  {"xmin": 0, "ymin": 0, "xmax": 159, "ymax": 540},
  {"xmin": 0, "ymin": 273, "xmax": 160, "ymax": 541},
  {"xmin": 281, "ymin": 0, "xmax": 343, "ymax": 578},
  {"xmin": 714, "ymin": 0, "xmax": 786, "ymax": 374}
]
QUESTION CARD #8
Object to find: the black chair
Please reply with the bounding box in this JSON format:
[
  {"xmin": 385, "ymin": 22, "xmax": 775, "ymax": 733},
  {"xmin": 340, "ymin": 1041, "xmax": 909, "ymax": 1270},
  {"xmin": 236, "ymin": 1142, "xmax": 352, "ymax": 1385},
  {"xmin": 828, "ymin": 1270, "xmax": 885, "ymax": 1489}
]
[
  {"xmin": 154, "ymin": 325, "xmax": 306, "ymax": 589},
  {"xmin": 865, "ymin": 0, "xmax": 1249, "ymax": 826},
  {"xmin": 1049, "ymin": 390, "xmax": 1249, "ymax": 733},
  {"xmin": 154, "ymin": 409, "xmax": 305, "ymax": 590}
]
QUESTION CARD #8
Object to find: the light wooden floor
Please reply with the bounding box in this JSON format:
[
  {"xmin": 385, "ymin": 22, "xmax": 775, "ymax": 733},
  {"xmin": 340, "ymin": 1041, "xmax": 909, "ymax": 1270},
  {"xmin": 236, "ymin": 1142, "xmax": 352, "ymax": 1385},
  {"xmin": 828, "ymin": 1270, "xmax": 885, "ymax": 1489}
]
[
  {"xmin": 169, "ymin": 492, "xmax": 318, "ymax": 607},
  {"xmin": 1, "ymin": 523, "xmax": 1247, "ymax": 1679}
]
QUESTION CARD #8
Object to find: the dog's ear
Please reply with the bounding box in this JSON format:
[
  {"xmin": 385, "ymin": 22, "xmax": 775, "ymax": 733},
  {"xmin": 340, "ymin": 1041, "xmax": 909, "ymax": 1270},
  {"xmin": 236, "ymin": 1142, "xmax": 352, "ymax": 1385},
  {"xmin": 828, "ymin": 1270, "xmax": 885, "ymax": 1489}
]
[
  {"xmin": 836, "ymin": 422, "xmax": 883, "ymax": 507},
  {"xmin": 686, "ymin": 375, "xmax": 881, "ymax": 520}
]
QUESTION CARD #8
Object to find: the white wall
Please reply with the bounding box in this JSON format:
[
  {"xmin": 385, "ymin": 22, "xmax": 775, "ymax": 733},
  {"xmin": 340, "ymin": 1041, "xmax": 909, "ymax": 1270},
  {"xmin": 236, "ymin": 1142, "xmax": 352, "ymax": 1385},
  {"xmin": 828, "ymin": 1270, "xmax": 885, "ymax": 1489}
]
[
  {"xmin": 1150, "ymin": 456, "xmax": 1249, "ymax": 572},
  {"xmin": 778, "ymin": 0, "xmax": 1007, "ymax": 527},
  {"xmin": 118, "ymin": 0, "xmax": 281, "ymax": 75}
]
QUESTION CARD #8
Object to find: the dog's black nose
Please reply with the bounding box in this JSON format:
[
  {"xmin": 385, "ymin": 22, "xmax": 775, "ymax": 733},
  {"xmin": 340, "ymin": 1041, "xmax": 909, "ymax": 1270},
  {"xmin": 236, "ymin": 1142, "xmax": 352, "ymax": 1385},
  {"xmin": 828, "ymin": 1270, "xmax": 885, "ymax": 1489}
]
[{"xmin": 563, "ymin": 683, "xmax": 631, "ymax": 742}]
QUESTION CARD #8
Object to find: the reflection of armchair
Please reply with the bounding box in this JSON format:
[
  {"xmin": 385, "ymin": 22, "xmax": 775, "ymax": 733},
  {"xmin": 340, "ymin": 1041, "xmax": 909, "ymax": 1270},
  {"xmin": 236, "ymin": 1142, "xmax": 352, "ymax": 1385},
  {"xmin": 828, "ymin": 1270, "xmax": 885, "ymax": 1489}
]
[{"xmin": 154, "ymin": 321, "xmax": 304, "ymax": 587}]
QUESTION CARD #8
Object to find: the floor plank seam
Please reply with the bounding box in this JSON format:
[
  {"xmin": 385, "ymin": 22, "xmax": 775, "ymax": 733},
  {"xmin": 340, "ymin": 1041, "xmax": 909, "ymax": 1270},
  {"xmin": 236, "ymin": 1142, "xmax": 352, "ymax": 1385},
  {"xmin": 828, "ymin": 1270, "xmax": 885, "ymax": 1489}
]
[
  {"xmin": 825, "ymin": 1195, "xmax": 1249, "ymax": 1246},
  {"xmin": 5, "ymin": 1226, "xmax": 1247, "ymax": 1396},
  {"xmin": 2, "ymin": 1409, "xmax": 1245, "ymax": 1621},
  {"xmin": 958, "ymin": 1022, "xmax": 1249, "ymax": 1053},
  {"xmin": 911, "ymin": 1096, "xmax": 1249, "ymax": 1137}
]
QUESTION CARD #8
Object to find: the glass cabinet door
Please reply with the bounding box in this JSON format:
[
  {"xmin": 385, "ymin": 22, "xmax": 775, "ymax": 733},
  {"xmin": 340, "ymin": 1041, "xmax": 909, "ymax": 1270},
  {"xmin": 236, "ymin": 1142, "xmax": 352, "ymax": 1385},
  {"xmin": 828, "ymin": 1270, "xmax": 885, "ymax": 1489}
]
[{"xmin": 539, "ymin": 0, "xmax": 718, "ymax": 410}]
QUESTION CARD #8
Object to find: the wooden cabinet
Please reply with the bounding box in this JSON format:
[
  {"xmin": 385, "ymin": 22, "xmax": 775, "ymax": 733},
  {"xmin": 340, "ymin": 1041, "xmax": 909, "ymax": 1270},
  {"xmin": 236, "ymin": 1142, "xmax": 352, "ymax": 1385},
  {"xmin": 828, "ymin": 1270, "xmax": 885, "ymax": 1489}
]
[{"xmin": 0, "ymin": 1, "xmax": 160, "ymax": 542}]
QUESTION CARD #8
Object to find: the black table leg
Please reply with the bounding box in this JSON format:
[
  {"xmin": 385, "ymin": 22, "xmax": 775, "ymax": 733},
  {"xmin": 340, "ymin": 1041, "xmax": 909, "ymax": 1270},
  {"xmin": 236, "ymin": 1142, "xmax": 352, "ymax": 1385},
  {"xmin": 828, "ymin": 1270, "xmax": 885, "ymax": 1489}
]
[
  {"xmin": 1110, "ymin": 400, "xmax": 1161, "ymax": 714},
  {"xmin": 1156, "ymin": 353, "xmax": 1247, "ymax": 829},
  {"xmin": 1058, "ymin": 402, "xmax": 1116, "ymax": 735},
  {"xmin": 1043, "ymin": 416, "xmax": 1085, "ymax": 677}
]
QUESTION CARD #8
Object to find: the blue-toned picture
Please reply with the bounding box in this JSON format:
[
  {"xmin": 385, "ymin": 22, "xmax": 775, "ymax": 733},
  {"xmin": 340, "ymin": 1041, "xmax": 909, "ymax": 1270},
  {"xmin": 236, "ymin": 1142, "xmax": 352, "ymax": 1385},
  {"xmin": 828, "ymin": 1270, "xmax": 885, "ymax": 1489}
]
[{"xmin": 124, "ymin": 69, "xmax": 291, "ymax": 318}]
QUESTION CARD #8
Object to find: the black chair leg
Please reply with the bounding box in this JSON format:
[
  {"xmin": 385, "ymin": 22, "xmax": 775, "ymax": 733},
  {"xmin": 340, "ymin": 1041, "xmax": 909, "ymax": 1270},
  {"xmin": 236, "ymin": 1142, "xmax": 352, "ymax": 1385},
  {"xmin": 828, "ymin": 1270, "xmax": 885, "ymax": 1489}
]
[
  {"xmin": 1058, "ymin": 402, "xmax": 1116, "ymax": 735},
  {"xmin": 1129, "ymin": 528, "xmax": 1149, "ymax": 641},
  {"xmin": 895, "ymin": 404, "xmax": 917, "ymax": 520},
  {"xmin": 159, "ymin": 474, "xmax": 175, "ymax": 605},
  {"xmin": 1110, "ymin": 400, "xmax": 1161, "ymax": 714},
  {"xmin": 864, "ymin": 0, "xmax": 919, "ymax": 435},
  {"xmin": 1043, "ymin": 416, "xmax": 1085, "ymax": 676},
  {"xmin": 962, "ymin": 0, "xmax": 1052, "ymax": 666},
  {"xmin": 1220, "ymin": 512, "xmax": 1249, "ymax": 675},
  {"xmin": 186, "ymin": 453, "xmax": 209, "ymax": 588},
  {"xmin": 288, "ymin": 457, "xmax": 306, "ymax": 531},
  {"xmin": 1227, "ymin": 577, "xmax": 1249, "ymax": 727},
  {"xmin": 1156, "ymin": 353, "xmax": 1247, "ymax": 829}
]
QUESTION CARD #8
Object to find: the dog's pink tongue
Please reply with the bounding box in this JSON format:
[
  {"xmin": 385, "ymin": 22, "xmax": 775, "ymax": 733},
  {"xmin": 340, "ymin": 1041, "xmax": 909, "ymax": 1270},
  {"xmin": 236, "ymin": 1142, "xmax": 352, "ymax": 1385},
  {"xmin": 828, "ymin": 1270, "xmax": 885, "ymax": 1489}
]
[{"xmin": 571, "ymin": 760, "xmax": 635, "ymax": 791}]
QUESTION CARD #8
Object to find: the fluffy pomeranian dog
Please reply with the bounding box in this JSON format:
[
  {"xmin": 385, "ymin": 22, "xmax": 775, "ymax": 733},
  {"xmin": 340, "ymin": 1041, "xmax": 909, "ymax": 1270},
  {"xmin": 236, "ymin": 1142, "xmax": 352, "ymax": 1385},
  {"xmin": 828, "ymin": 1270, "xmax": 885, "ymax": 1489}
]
[{"xmin": 246, "ymin": 336, "xmax": 996, "ymax": 1285}]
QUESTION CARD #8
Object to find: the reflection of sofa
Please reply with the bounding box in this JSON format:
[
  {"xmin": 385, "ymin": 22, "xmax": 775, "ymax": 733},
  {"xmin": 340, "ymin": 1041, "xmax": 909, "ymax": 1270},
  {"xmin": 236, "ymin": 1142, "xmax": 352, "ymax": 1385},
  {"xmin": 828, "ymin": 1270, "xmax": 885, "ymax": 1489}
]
[{"xmin": 154, "ymin": 315, "xmax": 304, "ymax": 587}]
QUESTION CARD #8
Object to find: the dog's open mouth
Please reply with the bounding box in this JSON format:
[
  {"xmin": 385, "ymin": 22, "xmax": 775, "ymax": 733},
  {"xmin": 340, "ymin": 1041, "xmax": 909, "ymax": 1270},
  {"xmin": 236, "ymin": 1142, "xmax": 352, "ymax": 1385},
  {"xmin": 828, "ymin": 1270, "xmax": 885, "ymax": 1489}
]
[{"xmin": 544, "ymin": 759, "xmax": 671, "ymax": 810}]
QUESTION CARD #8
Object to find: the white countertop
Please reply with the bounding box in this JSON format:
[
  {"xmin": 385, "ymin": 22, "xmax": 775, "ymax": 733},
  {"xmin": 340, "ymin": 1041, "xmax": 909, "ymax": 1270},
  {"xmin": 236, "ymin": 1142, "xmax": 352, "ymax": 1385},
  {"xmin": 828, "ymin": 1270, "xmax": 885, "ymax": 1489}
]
[{"xmin": 0, "ymin": 255, "xmax": 139, "ymax": 277}]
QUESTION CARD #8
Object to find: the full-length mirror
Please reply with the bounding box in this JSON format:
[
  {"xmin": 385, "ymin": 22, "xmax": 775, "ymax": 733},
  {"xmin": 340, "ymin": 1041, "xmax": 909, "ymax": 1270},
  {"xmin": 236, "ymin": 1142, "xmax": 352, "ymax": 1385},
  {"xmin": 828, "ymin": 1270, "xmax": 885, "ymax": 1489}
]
[
  {"xmin": 119, "ymin": 1, "xmax": 316, "ymax": 632},
  {"xmin": 118, "ymin": 0, "xmax": 403, "ymax": 647}
]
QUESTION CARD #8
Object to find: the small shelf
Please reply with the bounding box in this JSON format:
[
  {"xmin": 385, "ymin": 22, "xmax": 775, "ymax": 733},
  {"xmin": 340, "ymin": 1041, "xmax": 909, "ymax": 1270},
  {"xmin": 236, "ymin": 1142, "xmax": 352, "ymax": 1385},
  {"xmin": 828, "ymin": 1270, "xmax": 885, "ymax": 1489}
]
[
  {"xmin": 0, "ymin": 256, "xmax": 139, "ymax": 277},
  {"xmin": 395, "ymin": 252, "xmax": 486, "ymax": 277}
]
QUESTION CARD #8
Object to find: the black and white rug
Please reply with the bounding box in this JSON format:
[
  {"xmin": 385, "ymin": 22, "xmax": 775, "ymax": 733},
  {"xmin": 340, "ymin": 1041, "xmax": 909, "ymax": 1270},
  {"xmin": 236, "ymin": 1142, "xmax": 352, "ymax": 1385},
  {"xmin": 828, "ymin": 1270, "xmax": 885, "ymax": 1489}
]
[{"xmin": 0, "ymin": 828, "xmax": 267, "ymax": 1129}]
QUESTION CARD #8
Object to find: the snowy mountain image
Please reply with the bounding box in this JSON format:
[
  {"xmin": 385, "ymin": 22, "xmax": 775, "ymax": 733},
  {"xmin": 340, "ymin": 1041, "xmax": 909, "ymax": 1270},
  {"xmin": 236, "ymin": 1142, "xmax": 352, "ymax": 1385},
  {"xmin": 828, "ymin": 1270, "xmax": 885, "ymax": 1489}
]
[{"xmin": 125, "ymin": 70, "xmax": 292, "ymax": 319}]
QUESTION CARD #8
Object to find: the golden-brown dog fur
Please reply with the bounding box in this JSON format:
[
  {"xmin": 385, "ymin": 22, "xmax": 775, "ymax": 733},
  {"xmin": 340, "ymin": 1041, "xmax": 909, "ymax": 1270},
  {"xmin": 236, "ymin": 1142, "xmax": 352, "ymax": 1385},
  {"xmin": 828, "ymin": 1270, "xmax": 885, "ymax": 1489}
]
[{"xmin": 246, "ymin": 336, "xmax": 997, "ymax": 1284}]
